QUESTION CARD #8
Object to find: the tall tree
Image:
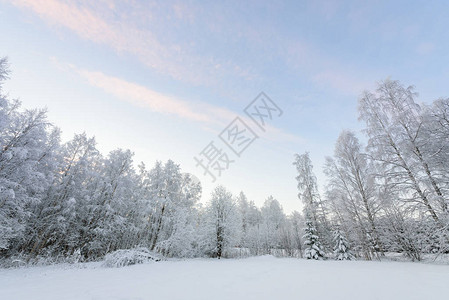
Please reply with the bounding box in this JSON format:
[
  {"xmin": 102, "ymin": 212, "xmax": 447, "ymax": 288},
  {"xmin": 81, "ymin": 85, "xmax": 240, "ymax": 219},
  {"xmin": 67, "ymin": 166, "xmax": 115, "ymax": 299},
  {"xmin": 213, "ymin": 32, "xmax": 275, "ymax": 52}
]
[
  {"xmin": 202, "ymin": 186, "xmax": 240, "ymax": 258},
  {"xmin": 293, "ymin": 152, "xmax": 331, "ymax": 248},
  {"xmin": 0, "ymin": 59, "xmax": 56, "ymax": 252},
  {"xmin": 359, "ymin": 79, "xmax": 444, "ymax": 223},
  {"xmin": 260, "ymin": 196, "xmax": 286, "ymax": 253},
  {"xmin": 324, "ymin": 131, "xmax": 383, "ymax": 259}
]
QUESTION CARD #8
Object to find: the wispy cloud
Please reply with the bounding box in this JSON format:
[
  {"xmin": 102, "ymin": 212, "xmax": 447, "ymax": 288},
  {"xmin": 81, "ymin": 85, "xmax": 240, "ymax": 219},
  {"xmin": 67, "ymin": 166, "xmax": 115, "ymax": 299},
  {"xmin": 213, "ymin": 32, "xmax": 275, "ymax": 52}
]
[
  {"xmin": 11, "ymin": 0, "xmax": 123, "ymax": 44},
  {"xmin": 10, "ymin": 0, "xmax": 254, "ymax": 87},
  {"xmin": 9, "ymin": 0, "xmax": 375, "ymax": 99},
  {"xmin": 78, "ymin": 68, "xmax": 213, "ymax": 124},
  {"xmin": 58, "ymin": 60, "xmax": 302, "ymax": 144}
]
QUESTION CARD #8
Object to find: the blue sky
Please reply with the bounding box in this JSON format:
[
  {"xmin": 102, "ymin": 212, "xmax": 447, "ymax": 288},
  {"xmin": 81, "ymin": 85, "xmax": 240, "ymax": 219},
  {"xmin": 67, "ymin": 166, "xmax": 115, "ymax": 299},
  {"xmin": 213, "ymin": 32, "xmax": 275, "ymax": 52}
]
[{"xmin": 1, "ymin": 0, "xmax": 449, "ymax": 213}]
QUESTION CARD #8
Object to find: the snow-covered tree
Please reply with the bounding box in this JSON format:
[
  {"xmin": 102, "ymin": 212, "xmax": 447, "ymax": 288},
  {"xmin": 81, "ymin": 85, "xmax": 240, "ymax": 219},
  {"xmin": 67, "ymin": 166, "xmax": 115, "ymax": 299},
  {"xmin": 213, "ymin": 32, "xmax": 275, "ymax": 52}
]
[
  {"xmin": 293, "ymin": 152, "xmax": 331, "ymax": 249},
  {"xmin": 4, "ymin": 55, "xmax": 449, "ymax": 264},
  {"xmin": 140, "ymin": 161, "xmax": 201, "ymax": 254},
  {"xmin": 303, "ymin": 220, "xmax": 325, "ymax": 260},
  {"xmin": 202, "ymin": 186, "xmax": 240, "ymax": 258},
  {"xmin": 324, "ymin": 130, "xmax": 383, "ymax": 259},
  {"xmin": 243, "ymin": 200, "xmax": 262, "ymax": 255},
  {"xmin": 287, "ymin": 211, "xmax": 304, "ymax": 258},
  {"xmin": 333, "ymin": 228, "xmax": 354, "ymax": 260},
  {"xmin": 236, "ymin": 191, "xmax": 249, "ymax": 247},
  {"xmin": 260, "ymin": 196, "xmax": 286, "ymax": 252},
  {"xmin": 359, "ymin": 79, "xmax": 445, "ymax": 223},
  {"xmin": 0, "ymin": 59, "xmax": 57, "ymax": 252}
]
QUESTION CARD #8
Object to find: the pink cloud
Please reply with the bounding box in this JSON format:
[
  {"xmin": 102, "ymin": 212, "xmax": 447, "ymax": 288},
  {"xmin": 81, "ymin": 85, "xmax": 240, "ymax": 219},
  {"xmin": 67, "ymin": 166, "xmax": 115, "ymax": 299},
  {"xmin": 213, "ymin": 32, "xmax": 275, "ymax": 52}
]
[
  {"xmin": 9, "ymin": 0, "xmax": 254, "ymax": 87},
  {"xmin": 78, "ymin": 68, "xmax": 213, "ymax": 123},
  {"xmin": 69, "ymin": 64, "xmax": 302, "ymax": 144}
]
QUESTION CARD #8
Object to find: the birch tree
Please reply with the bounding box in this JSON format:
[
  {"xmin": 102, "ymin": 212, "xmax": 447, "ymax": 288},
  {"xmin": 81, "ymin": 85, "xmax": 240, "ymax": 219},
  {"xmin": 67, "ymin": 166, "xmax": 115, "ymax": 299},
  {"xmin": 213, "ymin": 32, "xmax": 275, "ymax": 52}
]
[
  {"xmin": 324, "ymin": 131, "xmax": 383, "ymax": 259},
  {"xmin": 359, "ymin": 80, "xmax": 443, "ymax": 223}
]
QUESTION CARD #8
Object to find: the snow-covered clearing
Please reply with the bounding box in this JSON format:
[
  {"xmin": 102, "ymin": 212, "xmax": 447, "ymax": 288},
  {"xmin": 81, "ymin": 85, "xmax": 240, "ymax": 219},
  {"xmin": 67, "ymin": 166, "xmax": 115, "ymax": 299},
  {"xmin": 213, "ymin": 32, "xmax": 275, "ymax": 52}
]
[{"xmin": 1, "ymin": 256, "xmax": 447, "ymax": 300}]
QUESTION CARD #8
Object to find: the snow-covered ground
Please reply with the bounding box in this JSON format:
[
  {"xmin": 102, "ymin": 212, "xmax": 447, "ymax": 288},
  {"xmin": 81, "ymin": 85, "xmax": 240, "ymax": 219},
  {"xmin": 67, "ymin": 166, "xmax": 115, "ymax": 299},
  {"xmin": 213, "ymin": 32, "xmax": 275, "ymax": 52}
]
[{"xmin": 1, "ymin": 256, "xmax": 448, "ymax": 300}]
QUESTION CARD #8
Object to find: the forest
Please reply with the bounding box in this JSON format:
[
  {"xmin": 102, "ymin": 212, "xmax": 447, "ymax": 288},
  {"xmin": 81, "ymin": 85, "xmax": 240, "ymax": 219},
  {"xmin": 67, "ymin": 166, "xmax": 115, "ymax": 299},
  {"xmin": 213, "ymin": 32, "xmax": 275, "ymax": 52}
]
[{"xmin": 1, "ymin": 57, "xmax": 448, "ymax": 265}]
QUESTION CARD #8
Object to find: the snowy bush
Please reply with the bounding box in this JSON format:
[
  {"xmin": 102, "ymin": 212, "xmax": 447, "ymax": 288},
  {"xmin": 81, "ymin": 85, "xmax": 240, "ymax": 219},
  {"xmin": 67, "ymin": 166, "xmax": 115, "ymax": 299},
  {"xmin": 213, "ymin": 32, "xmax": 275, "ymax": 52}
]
[
  {"xmin": 102, "ymin": 248, "xmax": 163, "ymax": 268},
  {"xmin": 0, "ymin": 255, "xmax": 27, "ymax": 268}
]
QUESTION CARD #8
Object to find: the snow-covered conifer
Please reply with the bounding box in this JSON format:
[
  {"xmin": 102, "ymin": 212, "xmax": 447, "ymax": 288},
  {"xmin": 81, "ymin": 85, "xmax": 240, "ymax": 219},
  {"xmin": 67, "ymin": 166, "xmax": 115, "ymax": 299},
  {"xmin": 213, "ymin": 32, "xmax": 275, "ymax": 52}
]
[
  {"xmin": 333, "ymin": 229, "xmax": 354, "ymax": 260},
  {"xmin": 303, "ymin": 220, "xmax": 325, "ymax": 260}
]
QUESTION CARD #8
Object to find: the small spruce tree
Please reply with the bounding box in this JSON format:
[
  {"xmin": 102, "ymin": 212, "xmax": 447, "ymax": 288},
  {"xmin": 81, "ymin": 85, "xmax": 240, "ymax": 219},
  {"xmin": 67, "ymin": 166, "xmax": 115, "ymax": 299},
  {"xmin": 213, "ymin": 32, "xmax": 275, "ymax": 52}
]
[
  {"xmin": 303, "ymin": 220, "xmax": 325, "ymax": 259},
  {"xmin": 333, "ymin": 229, "xmax": 354, "ymax": 260}
]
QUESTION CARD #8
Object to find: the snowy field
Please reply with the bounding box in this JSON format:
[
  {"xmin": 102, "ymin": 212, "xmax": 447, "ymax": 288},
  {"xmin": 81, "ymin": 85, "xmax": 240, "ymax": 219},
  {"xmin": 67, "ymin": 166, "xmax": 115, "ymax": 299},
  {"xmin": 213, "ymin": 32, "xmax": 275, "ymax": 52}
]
[{"xmin": 1, "ymin": 256, "xmax": 448, "ymax": 300}]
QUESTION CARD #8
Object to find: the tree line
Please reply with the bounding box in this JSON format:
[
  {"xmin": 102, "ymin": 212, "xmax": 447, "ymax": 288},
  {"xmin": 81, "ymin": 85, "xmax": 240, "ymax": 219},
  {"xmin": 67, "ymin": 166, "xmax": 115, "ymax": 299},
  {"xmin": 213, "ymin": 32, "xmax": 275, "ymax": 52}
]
[
  {"xmin": 0, "ymin": 58, "xmax": 303, "ymax": 262},
  {"xmin": 1, "ymin": 57, "xmax": 448, "ymax": 263},
  {"xmin": 294, "ymin": 79, "xmax": 449, "ymax": 261}
]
